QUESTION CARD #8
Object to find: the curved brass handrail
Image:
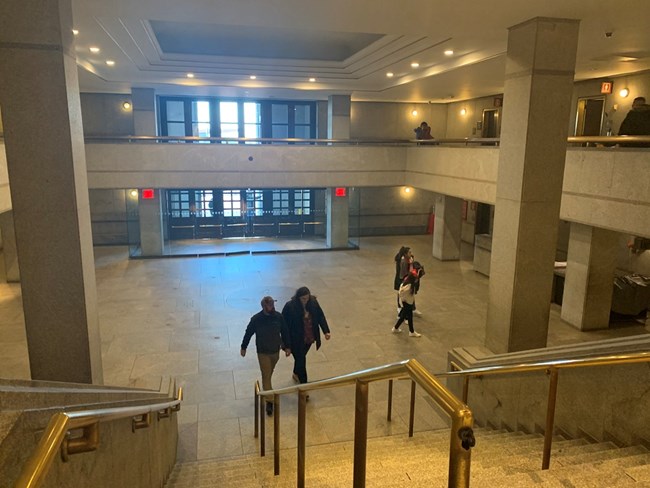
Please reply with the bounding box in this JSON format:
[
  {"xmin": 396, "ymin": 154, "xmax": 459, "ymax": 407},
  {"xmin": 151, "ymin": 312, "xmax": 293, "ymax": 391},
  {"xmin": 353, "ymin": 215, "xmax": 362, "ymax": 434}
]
[
  {"xmin": 257, "ymin": 358, "xmax": 473, "ymax": 488},
  {"xmin": 443, "ymin": 350, "xmax": 650, "ymax": 470},
  {"xmin": 441, "ymin": 350, "xmax": 650, "ymax": 379},
  {"xmin": 14, "ymin": 387, "xmax": 183, "ymax": 488}
]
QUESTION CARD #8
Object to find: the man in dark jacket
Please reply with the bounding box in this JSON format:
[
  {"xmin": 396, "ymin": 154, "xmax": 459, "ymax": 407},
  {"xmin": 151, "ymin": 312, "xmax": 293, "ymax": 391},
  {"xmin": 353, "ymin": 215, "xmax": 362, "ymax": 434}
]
[
  {"xmin": 619, "ymin": 97, "xmax": 650, "ymax": 147},
  {"xmin": 241, "ymin": 296, "xmax": 291, "ymax": 415}
]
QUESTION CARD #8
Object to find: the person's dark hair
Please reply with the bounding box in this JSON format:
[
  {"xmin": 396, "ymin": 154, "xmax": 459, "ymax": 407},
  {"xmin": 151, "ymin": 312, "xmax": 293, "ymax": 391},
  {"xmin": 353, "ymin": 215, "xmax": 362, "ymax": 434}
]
[
  {"xmin": 394, "ymin": 246, "xmax": 410, "ymax": 262},
  {"xmin": 633, "ymin": 97, "xmax": 646, "ymax": 104},
  {"xmin": 293, "ymin": 286, "xmax": 312, "ymax": 300}
]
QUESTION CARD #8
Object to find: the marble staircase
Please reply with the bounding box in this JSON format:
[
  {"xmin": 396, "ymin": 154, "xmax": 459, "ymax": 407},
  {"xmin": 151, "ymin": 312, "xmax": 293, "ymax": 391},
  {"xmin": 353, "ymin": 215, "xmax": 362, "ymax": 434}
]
[{"xmin": 164, "ymin": 427, "xmax": 650, "ymax": 487}]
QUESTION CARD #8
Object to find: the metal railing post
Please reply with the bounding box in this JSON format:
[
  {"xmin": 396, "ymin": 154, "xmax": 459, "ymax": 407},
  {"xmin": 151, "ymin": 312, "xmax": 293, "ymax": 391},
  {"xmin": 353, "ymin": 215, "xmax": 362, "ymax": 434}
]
[
  {"xmin": 254, "ymin": 382, "xmax": 259, "ymax": 439},
  {"xmin": 408, "ymin": 380, "xmax": 416, "ymax": 437},
  {"xmin": 352, "ymin": 380, "xmax": 369, "ymax": 488},
  {"xmin": 542, "ymin": 367, "xmax": 559, "ymax": 470},
  {"xmin": 297, "ymin": 391, "xmax": 308, "ymax": 488},
  {"xmin": 273, "ymin": 394, "xmax": 280, "ymax": 475},
  {"xmin": 259, "ymin": 394, "xmax": 266, "ymax": 457},
  {"xmin": 387, "ymin": 379, "xmax": 393, "ymax": 421},
  {"xmin": 462, "ymin": 376, "xmax": 470, "ymax": 404}
]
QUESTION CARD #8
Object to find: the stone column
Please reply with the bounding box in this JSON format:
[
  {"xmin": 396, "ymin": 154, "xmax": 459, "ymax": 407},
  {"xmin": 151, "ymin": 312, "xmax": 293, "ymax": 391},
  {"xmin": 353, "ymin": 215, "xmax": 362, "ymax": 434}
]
[
  {"xmin": 0, "ymin": 211, "xmax": 20, "ymax": 282},
  {"xmin": 132, "ymin": 87, "xmax": 157, "ymax": 136},
  {"xmin": 326, "ymin": 188, "xmax": 349, "ymax": 248},
  {"xmin": 432, "ymin": 195, "xmax": 463, "ymax": 261},
  {"xmin": 132, "ymin": 88, "xmax": 165, "ymax": 255},
  {"xmin": 328, "ymin": 95, "xmax": 351, "ymax": 139},
  {"xmin": 139, "ymin": 190, "xmax": 165, "ymax": 256},
  {"xmin": 561, "ymin": 223, "xmax": 618, "ymax": 330},
  {"xmin": 485, "ymin": 18, "xmax": 580, "ymax": 353},
  {"xmin": 0, "ymin": 0, "xmax": 103, "ymax": 382}
]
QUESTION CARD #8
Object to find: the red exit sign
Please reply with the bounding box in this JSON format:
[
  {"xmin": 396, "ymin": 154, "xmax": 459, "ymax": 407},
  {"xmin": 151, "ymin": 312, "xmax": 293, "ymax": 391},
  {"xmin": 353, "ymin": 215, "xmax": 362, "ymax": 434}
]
[{"xmin": 335, "ymin": 187, "xmax": 346, "ymax": 197}]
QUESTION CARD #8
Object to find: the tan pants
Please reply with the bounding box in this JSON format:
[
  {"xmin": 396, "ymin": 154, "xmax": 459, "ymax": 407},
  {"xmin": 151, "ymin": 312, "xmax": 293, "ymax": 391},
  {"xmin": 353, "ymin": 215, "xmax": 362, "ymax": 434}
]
[{"xmin": 257, "ymin": 351, "xmax": 280, "ymax": 400}]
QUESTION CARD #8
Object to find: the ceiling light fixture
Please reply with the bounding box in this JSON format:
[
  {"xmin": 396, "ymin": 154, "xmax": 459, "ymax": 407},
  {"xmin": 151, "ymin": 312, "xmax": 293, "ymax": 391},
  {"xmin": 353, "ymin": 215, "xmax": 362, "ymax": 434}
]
[
  {"xmin": 106, "ymin": 60, "xmax": 115, "ymax": 66},
  {"xmin": 410, "ymin": 62, "xmax": 419, "ymax": 68},
  {"xmin": 72, "ymin": 29, "xmax": 79, "ymax": 35},
  {"xmin": 122, "ymin": 101, "xmax": 132, "ymax": 110},
  {"xmin": 89, "ymin": 46, "xmax": 100, "ymax": 53},
  {"xmin": 619, "ymin": 87, "xmax": 629, "ymax": 98},
  {"xmin": 249, "ymin": 75, "xmax": 257, "ymax": 80},
  {"xmin": 186, "ymin": 73, "xmax": 195, "ymax": 78},
  {"xmin": 412, "ymin": 110, "xmax": 418, "ymax": 116},
  {"xmin": 444, "ymin": 49, "xmax": 454, "ymax": 56},
  {"xmin": 309, "ymin": 77, "xmax": 316, "ymax": 82},
  {"xmin": 386, "ymin": 72, "xmax": 394, "ymax": 78}
]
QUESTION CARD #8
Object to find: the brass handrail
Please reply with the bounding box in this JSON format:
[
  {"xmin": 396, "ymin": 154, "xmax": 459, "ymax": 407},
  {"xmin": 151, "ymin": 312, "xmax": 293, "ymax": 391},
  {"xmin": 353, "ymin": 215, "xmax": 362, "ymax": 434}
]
[
  {"xmin": 256, "ymin": 358, "xmax": 473, "ymax": 488},
  {"xmin": 14, "ymin": 387, "xmax": 183, "ymax": 488},
  {"xmin": 443, "ymin": 351, "xmax": 650, "ymax": 469}
]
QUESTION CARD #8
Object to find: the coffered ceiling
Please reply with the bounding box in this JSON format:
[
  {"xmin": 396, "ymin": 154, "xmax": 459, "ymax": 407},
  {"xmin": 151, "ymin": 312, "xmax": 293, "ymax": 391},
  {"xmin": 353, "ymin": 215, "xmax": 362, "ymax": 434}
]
[{"xmin": 72, "ymin": 0, "xmax": 650, "ymax": 102}]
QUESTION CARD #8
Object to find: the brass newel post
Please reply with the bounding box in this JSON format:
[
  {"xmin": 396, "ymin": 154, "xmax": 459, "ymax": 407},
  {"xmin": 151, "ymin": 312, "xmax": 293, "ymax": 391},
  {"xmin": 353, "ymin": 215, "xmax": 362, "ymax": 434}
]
[
  {"xmin": 448, "ymin": 410, "xmax": 473, "ymax": 488},
  {"xmin": 273, "ymin": 394, "xmax": 280, "ymax": 475},
  {"xmin": 387, "ymin": 379, "xmax": 393, "ymax": 421},
  {"xmin": 352, "ymin": 380, "xmax": 369, "ymax": 488},
  {"xmin": 260, "ymin": 394, "xmax": 266, "ymax": 457},
  {"xmin": 542, "ymin": 367, "xmax": 559, "ymax": 470},
  {"xmin": 408, "ymin": 380, "xmax": 416, "ymax": 437},
  {"xmin": 254, "ymin": 382, "xmax": 259, "ymax": 439},
  {"xmin": 297, "ymin": 391, "xmax": 308, "ymax": 488}
]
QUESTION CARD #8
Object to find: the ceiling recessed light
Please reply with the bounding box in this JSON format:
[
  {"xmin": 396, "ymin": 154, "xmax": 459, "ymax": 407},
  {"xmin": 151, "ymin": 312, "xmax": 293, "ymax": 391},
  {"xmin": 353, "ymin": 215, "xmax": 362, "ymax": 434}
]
[
  {"xmin": 309, "ymin": 77, "xmax": 316, "ymax": 82},
  {"xmin": 386, "ymin": 72, "xmax": 394, "ymax": 78},
  {"xmin": 186, "ymin": 73, "xmax": 195, "ymax": 78},
  {"xmin": 444, "ymin": 49, "xmax": 454, "ymax": 56},
  {"xmin": 410, "ymin": 62, "xmax": 419, "ymax": 68},
  {"xmin": 249, "ymin": 75, "xmax": 257, "ymax": 80},
  {"xmin": 106, "ymin": 60, "xmax": 115, "ymax": 66},
  {"xmin": 72, "ymin": 29, "xmax": 79, "ymax": 36},
  {"xmin": 89, "ymin": 46, "xmax": 100, "ymax": 53}
]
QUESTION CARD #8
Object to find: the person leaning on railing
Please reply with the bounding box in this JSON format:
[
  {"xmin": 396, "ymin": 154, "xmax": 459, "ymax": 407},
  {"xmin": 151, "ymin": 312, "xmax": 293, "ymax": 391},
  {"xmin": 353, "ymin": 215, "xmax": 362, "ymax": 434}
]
[{"xmin": 619, "ymin": 96, "xmax": 650, "ymax": 147}]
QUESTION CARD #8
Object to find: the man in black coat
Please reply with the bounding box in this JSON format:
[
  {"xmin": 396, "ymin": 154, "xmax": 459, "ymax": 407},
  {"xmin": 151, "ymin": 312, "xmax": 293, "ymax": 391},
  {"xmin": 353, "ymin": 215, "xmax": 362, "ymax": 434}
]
[
  {"xmin": 241, "ymin": 296, "xmax": 291, "ymax": 415},
  {"xmin": 619, "ymin": 97, "xmax": 650, "ymax": 147}
]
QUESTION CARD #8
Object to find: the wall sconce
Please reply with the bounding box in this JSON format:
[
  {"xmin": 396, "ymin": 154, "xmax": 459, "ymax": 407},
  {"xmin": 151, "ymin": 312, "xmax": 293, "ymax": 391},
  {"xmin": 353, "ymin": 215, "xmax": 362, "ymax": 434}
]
[
  {"xmin": 460, "ymin": 108, "xmax": 467, "ymax": 116},
  {"xmin": 129, "ymin": 189, "xmax": 138, "ymax": 198},
  {"xmin": 122, "ymin": 101, "xmax": 132, "ymax": 110},
  {"xmin": 403, "ymin": 186, "xmax": 413, "ymax": 195},
  {"xmin": 411, "ymin": 109, "xmax": 418, "ymax": 116},
  {"xmin": 619, "ymin": 88, "xmax": 629, "ymax": 98}
]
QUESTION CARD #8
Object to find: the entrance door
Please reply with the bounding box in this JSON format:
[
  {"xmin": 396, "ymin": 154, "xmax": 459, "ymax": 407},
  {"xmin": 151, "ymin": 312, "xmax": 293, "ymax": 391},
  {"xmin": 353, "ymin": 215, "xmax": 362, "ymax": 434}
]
[{"xmin": 575, "ymin": 97, "xmax": 605, "ymax": 136}]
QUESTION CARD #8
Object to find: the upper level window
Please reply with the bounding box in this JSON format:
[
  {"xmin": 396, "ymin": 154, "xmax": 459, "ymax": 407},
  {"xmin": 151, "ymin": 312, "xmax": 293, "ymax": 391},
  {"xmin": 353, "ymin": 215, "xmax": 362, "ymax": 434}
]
[{"xmin": 159, "ymin": 97, "xmax": 316, "ymax": 143}]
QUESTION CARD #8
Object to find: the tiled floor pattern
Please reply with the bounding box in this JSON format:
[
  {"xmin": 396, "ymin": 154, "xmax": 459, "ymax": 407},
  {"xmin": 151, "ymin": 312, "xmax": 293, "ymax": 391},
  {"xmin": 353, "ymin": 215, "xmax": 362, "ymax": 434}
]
[{"xmin": 0, "ymin": 235, "xmax": 647, "ymax": 462}]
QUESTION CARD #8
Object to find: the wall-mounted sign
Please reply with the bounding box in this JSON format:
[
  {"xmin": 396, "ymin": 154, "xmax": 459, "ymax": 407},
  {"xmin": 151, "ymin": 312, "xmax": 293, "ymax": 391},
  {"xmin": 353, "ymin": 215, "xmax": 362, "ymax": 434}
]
[
  {"xmin": 142, "ymin": 189, "xmax": 155, "ymax": 199},
  {"xmin": 335, "ymin": 187, "xmax": 346, "ymax": 197},
  {"xmin": 493, "ymin": 97, "xmax": 502, "ymax": 107},
  {"xmin": 601, "ymin": 81, "xmax": 613, "ymax": 94}
]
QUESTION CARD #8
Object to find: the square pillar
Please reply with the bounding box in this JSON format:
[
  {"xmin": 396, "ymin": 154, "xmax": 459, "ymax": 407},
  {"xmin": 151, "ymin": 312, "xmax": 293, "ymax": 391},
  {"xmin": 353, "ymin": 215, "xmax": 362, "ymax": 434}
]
[
  {"xmin": 0, "ymin": 0, "xmax": 103, "ymax": 382},
  {"xmin": 0, "ymin": 211, "xmax": 20, "ymax": 282},
  {"xmin": 561, "ymin": 223, "xmax": 618, "ymax": 330},
  {"xmin": 432, "ymin": 195, "xmax": 463, "ymax": 261},
  {"xmin": 326, "ymin": 188, "xmax": 349, "ymax": 248},
  {"xmin": 485, "ymin": 17, "xmax": 580, "ymax": 353},
  {"xmin": 139, "ymin": 189, "xmax": 165, "ymax": 256},
  {"xmin": 328, "ymin": 95, "xmax": 351, "ymax": 139}
]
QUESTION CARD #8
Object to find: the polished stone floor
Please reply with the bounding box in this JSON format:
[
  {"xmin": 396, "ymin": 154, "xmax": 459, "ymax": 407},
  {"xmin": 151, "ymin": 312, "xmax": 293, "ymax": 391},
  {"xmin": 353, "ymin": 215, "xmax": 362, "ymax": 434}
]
[{"xmin": 0, "ymin": 235, "xmax": 647, "ymax": 462}]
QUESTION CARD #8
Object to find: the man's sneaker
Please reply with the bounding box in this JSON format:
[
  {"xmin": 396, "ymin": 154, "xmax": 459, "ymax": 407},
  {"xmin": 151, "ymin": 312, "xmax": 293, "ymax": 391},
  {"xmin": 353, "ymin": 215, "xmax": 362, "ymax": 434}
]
[
  {"xmin": 391, "ymin": 327, "xmax": 402, "ymax": 333},
  {"xmin": 266, "ymin": 402, "xmax": 273, "ymax": 416},
  {"xmin": 409, "ymin": 331, "xmax": 422, "ymax": 338},
  {"xmin": 413, "ymin": 309, "xmax": 423, "ymax": 316}
]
